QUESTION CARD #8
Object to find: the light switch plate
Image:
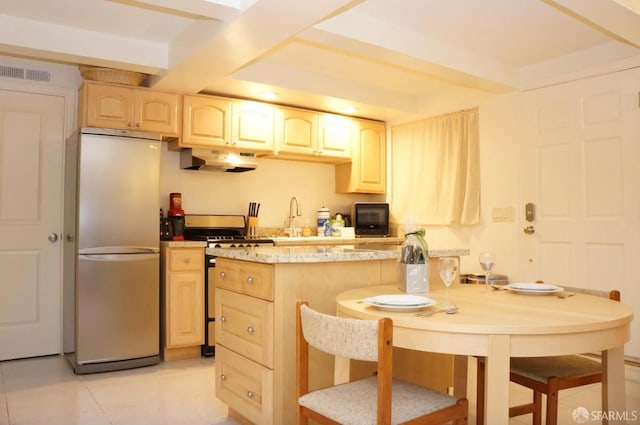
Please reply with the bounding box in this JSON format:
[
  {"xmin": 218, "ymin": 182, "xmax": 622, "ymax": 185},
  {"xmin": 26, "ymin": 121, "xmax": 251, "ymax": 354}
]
[{"xmin": 492, "ymin": 207, "xmax": 514, "ymax": 222}]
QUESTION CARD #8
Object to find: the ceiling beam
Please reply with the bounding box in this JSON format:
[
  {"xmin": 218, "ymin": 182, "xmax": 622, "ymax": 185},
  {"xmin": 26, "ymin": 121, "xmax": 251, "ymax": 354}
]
[
  {"xmin": 148, "ymin": 0, "xmax": 365, "ymax": 93},
  {"xmin": 304, "ymin": 9, "xmax": 519, "ymax": 93},
  {"xmin": 0, "ymin": 15, "xmax": 167, "ymax": 73},
  {"xmin": 545, "ymin": 0, "xmax": 640, "ymax": 47},
  {"xmin": 109, "ymin": 0, "xmax": 242, "ymax": 19}
]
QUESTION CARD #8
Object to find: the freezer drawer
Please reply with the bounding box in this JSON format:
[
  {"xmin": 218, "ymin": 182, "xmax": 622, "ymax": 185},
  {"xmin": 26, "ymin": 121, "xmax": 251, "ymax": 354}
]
[{"xmin": 76, "ymin": 253, "xmax": 159, "ymax": 364}]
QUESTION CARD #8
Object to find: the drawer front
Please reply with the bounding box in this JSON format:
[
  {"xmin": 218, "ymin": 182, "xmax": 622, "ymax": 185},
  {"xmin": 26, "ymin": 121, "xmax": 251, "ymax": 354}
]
[
  {"xmin": 215, "ymin": 258, "xmax": 273, "ymax": 301},
  {"xmin": 216, "ymin": 288, "xmax": 273, "ymax": 368},
  {"xmin": 216, "ymin": 345, "xmax": 273, "ymax": 425},
  {"xmin": 168, "ymin": 248, "xmax": 203, "ymax": 272}
]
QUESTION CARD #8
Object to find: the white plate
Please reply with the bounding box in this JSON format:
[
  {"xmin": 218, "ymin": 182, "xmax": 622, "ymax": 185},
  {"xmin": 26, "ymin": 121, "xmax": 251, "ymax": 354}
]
[
  {"xmin": 505, "ymin": 282, "xmax": 564, "ymax": 295},
  {"xmin": 365, "ymin": 294, "xmax": 434, "ymax": 306},
  {"xmin": 362, "ymin": 294, "xmax": 435, "ymax": 312}
]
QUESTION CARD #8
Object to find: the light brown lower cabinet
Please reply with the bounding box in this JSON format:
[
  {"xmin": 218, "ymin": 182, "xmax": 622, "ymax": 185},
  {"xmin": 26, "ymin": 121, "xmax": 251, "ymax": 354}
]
[
  {"xmin": 213, "ymin": 257, "xmax": 454, "ymax": 425},
  {"xmin": 161, "ymin": 247, "xmax": 204, "ymax": 360}
]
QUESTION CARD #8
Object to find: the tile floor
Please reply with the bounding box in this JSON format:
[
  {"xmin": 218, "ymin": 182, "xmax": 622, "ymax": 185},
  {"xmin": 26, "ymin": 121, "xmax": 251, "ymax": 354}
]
[{"xmin": 0, "ymin": 354, "xmax": 638, "ymax": 425}]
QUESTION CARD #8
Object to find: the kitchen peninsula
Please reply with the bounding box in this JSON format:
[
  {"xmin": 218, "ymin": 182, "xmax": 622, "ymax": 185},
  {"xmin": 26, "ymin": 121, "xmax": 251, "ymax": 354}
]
[{"xmin": 210, "ymin": 244, "xmax": 469, "ymax": 425}]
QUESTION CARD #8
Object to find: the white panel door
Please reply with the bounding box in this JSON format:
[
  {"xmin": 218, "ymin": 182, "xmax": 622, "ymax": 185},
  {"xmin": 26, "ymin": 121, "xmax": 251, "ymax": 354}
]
[
  {"xmin": 518, "ymin": 68, "xmax": 640, "ymax": 358},
  {"xmin": 0, "ymin": 89, "xmax": 65, "ymax": 360}
]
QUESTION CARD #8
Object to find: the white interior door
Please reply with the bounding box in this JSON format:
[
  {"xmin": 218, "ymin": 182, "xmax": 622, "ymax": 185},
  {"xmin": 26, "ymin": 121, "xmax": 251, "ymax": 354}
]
[
  {"xmin": 518, "ymin": 68, "xmax": 640, "ymax": 359},
  {"xmin": 0, "ymin": 89, "xmax": 65, "ymax": 360}
]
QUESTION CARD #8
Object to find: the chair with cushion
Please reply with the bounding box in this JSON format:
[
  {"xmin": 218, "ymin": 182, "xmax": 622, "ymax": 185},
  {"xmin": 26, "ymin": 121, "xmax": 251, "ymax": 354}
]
[
  {"xmin": 296, "ymin": 300, "xmax": 468, "ymax": 425},
  {"xmin": 476, "ymin": 289, "xmax": 621, "ymax": 425}
]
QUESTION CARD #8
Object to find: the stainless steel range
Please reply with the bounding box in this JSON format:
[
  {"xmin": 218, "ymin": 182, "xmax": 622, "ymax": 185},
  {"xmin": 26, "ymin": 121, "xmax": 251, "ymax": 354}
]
[{"xmin": 183, "ymin": 215, "xmax": 274, "ymax": 357}]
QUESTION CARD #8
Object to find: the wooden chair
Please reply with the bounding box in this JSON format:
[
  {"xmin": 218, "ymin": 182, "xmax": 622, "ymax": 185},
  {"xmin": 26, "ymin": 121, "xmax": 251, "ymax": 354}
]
[
  {"xmin": 476, "ymin": 289, "xmax": 621, "ymax": 425},
  {"xmin": 296, "ymin": 300, "xmax": 468, "ymax": 425}
]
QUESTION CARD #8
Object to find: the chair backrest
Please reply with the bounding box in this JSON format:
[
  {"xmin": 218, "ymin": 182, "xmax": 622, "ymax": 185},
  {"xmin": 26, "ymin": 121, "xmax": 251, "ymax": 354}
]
[
  {"xmin": 559, "ymin": 286, "xmax": 620, "ymax": 301},
  {"xmin": 298, "ymin": 303, "xmax": 382, "ymax": 361}
]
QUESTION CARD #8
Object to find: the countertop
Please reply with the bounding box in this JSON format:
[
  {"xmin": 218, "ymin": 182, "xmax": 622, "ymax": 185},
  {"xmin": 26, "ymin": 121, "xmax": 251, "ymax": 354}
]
[
  {"xmin": 206, "ymin": 245, "xmax": 470, "ymax": 264},
  {"xmin": 271, "ymin": 236, "xmax": 404, "ymax": 246},
  {"xmin": 161, "ymin": 241, "xmax": 207, "ymax": 248}
]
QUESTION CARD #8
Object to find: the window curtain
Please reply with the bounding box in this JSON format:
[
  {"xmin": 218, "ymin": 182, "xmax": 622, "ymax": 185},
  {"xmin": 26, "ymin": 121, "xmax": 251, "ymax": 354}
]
[{"xmin": 390, "ymin": 108, "xmax": 480, "ymax": 226}]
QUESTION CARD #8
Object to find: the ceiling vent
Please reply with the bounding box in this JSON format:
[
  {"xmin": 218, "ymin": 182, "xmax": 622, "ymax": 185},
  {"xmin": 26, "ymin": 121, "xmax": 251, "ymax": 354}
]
[{"xmin": 0, "ymin": 64, "xmax": 52, "ymax": 84}]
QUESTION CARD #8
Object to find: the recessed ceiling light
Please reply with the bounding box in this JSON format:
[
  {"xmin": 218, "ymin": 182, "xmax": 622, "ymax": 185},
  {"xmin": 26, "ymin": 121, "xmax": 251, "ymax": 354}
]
[
  {"xmin": 259, "ymin": 91, "xmax": 278, "ymax": 101},
  {"xmin": 341, "ymin": 106, "xmax": 357, "ymax": 114}
]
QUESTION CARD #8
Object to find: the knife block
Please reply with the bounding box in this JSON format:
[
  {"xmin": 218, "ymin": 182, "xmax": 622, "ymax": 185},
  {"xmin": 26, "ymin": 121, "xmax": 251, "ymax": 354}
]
[{"xmin": 247, "ymin": 217, "xmax": 259, "ymax": 238}]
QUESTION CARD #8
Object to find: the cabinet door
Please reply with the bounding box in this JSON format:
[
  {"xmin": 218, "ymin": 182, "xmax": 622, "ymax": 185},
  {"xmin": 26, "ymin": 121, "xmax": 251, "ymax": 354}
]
[
  {"xmin": 166, "ymin": 270, "xmax": 204, "ymax": 347},
  {"xmin": 335, "ymin": 120, "xmax": 386, "ymax": 193},
  {"xmin": 216, "ymin": 345, "xmax": 274, "ymax": 425},
  {"xmin": 216, "ymin": 288, "xmax": 273, "ymax": 368},
  {"xmin": 84, "ymin": 83, "xmax": 134, "ymax": 129},
  {"xmin": 317, "ymin": 113, "xmax": 352, "ymax": 159},
  {"xmin": 182, "ymin": 95, "xmax": 230, "ymax": 148},
  {"xmin": 276, "ymin": 107, "xmax": 317, "ymax": 155},
  {"xmin": 231, "ymin": 101, "xmax": 275, "ymax": 152},
  {"xmin": 134, "ymin": 90, "xmax": 179, "ymax": 136},
  {"xmin": 355, "ymin": 120, "xmax": 386, "ymax": 192}
]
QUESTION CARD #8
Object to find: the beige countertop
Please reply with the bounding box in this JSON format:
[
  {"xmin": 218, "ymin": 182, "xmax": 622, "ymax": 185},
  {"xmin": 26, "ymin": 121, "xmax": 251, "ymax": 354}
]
[
  {"xmin": 270, "ymin": 236, "xmax": 404, "ymax": 246},
  {"xmin": 161, "ymin": 240, "xmax": 207, "ymax": 248},
  {"xmin": 206, "ymin": 245, "xmax": 469, "ymax": 264}
]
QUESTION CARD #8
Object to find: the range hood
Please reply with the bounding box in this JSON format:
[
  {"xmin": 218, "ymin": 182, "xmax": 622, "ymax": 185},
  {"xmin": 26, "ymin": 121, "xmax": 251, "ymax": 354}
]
[{"xmin": 180, "ymin": 149, "xmax": 257, "ymax": 172}]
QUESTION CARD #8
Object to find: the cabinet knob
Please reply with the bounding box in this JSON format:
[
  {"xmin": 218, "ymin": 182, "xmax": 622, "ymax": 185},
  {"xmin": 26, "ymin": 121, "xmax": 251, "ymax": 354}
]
[
  {"xmin": 184, "ymin": 257, "xmax": 191, "ymax": 264},
  {"xmin": 135, "ymin": 122, "xmax": 141, "ymax": 128},
  {"xmin": 220, "ymin": 316, "xmax": 227, "ymax": 322},
  {"xmin": 247, "ymin": 391, "xmax": 255, "ymax": 399},
  {"xmin": 219, "ymin": 271, "xmax": 226, "ymax": 278},
  {"xmin": 246, "ymin": 276, "xmax": 255, "ymax": 284},
  {"xmin": 246, "ymin": 326, "xmax": 255, "ymax": 334},
  {"xmin": 127, "ymin": 122, "xmax": 134, "ymax": 127},
  {"xmin": 220, "ymin": 374, "xmax": 226, "ymax": 381}
]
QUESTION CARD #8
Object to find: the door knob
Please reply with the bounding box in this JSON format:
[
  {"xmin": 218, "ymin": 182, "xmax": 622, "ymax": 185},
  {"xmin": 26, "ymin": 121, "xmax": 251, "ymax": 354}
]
[{"xmin": 48, "ymin": 233, "xmax": 59, "ymax": 243}]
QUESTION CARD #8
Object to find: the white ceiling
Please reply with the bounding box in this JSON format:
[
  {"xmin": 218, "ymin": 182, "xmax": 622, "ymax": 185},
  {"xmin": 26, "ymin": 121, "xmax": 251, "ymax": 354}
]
[{"xmin": 1, "ymin": 0, "xmax": 639, "ymax": 121}]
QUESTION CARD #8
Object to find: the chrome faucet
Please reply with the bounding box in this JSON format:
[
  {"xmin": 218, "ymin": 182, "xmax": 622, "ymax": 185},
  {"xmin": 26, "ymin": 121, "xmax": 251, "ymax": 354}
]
[{"xmin": 288, "ymin": 196, "xmax": 302, "ymax": 236}]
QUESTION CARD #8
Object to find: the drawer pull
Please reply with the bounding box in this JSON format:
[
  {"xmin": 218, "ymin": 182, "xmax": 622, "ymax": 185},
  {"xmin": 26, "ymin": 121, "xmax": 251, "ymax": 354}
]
[
  {"xmin": 220, "ymin": 374, "xmax": 226, "ymax": 381},
  {"xmin": 220, "ymin": 316, "xmax": 227, "ymax": 322},
  {"xmin": 184, "ymin": 257, "xmax": 191, "ymax": 264},
  {"xmin": 246, "ymin": 276, "xmax": 255, "ymax": 284},
  {"xmin": 247, "ymin": 391, "xmax": 255, "ymax": 399},
  {"xmin": 246, "ymin": 326, "xmax": 255, "ymax": 334},
  {"xmin": 219, "ymin": 271, "xmax": 227, "ymax": 278}
]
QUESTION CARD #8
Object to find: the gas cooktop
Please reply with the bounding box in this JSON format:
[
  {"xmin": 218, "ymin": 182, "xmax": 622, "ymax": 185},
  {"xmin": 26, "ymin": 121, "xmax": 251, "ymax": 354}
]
[{"xmin": 182, "ymin": 214, "xmax": 274, "ymax": 247}]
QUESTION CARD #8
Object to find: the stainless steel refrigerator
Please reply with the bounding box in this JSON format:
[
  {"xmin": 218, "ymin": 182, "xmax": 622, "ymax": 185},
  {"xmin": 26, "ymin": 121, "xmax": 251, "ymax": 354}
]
[{"xmin": 63, "ymin": 127, "xmax": 161, "ymax": 374}]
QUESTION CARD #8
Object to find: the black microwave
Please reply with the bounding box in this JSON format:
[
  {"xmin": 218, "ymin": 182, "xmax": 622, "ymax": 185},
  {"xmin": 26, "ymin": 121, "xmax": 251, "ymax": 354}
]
[{"xmin": 351, "ymin": 202, "xmax": 390, "ymax": 237}]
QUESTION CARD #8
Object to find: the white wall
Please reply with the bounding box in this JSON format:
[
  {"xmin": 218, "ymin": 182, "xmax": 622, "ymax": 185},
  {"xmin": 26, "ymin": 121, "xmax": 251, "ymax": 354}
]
[{"xmin": 159, "ymin": 145, "xmax": 382, "ymax": 231}]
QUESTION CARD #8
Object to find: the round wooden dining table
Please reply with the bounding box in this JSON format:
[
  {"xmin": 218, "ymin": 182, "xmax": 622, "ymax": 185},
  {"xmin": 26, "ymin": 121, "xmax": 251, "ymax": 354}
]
[{"xmin": 336, "ymin": 283, "xmax": 633, "ymax": 425}]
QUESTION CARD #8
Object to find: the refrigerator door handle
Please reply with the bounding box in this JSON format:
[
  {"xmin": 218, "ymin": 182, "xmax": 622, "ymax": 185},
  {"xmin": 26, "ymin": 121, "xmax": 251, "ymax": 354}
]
[
  {"xmin": 79, "ymin": 253, "xmax": 159, "ymax": 262},
  {"xmin": 78, "ymin": 246, "xmax": 160, "ymax": 255}
]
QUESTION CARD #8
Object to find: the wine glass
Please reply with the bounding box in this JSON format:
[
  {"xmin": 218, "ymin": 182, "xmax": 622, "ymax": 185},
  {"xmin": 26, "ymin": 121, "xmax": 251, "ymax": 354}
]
[
  {"xmin": 439, "ymin": 257, "xmax": 458, "ymax": 309},
  {"xmin": 478, "ymin": 252, "xmax": 495, "ymax": 293}
]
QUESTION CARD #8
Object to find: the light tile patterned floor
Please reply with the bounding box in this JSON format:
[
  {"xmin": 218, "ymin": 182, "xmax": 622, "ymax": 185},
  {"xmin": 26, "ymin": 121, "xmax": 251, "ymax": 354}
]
[{"xmin": 0, "ymin": 355, "xmax": 638, "ymax": 424}]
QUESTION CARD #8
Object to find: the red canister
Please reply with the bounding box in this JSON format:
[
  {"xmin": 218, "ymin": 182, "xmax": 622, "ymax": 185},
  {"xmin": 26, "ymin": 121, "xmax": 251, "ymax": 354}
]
[{"xmin": 168, "ymin": 193, "xmax": 185, "ymax": 240}]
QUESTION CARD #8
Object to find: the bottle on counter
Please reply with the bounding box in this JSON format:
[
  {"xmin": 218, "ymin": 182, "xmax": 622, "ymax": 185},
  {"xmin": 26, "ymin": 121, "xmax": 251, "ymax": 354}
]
[
  {"xmin": 302, "ymin": 220, "xmax": 312, "ymax": 237},
  {"xmin": 317, "ymin": 207, "xmax": 330, "ymax": 236}
]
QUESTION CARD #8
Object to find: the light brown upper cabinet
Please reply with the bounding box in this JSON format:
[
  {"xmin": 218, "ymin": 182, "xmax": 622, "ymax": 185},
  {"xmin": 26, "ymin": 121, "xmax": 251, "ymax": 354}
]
[
  {"xmin": 335, "ymin": 119, "xmax": 386, "ymax": 194},
  {"xmin": 273, "ymin": 108, "xmax": 352, "ymax": 163},
  {"xmin": 274, "ymin": 107, "xmax": 318, "ymax": 156},
  {"xmin": 316, "ymin": 113, "xmax": 352, "ymax": 161},
  {"xmin": 79, "ymin": 82, "xmax": 180, "ymax": 136},
  {"xmin": 178, "ymin": 94, "xmax": 231, "ymax": 149},
  {"xmin": 230, "ymin": 100, "xmax": 275, "ymax": 153},
  {"xmin": 177, "ymin": 97, "xmax": 275, "ymax": 153}
]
